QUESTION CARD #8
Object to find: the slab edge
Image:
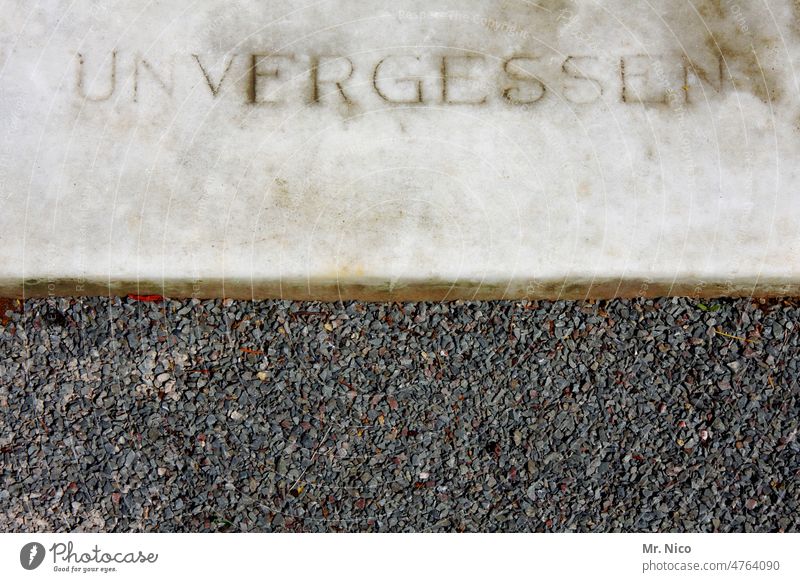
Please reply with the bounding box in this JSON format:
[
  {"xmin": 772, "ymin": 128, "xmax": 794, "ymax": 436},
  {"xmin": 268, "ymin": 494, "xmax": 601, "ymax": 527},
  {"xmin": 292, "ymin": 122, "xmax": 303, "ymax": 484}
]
[{"xmin": 2, "ymin": 277, "xmax": 798, "ymax": 302}]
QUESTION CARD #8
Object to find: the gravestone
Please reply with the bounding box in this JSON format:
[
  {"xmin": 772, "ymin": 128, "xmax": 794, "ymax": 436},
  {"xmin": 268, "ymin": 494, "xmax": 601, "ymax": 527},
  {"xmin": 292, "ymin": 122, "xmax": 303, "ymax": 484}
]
[{"xmin": 1, "ymin": 1, "xmax": 799, "ymax": 300}]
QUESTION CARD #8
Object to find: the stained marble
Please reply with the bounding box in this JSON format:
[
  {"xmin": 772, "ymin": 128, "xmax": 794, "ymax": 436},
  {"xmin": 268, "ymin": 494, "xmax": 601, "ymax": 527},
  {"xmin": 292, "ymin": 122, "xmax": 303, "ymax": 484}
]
[{"xmin": 1, "ymin": 1, "xmax": 799, "ymax": 299}]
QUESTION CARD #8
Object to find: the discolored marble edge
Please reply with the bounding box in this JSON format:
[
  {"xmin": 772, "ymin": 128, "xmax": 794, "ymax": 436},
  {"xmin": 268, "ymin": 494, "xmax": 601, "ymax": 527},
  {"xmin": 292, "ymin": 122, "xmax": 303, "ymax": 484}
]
[{"xmin": 2, "ymin": 277, "xmax": 798, "ymax": 302}]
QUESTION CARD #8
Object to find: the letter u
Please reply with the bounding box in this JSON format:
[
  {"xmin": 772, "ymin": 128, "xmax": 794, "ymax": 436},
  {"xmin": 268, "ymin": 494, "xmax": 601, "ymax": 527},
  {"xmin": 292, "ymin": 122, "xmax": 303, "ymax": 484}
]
[{"xmin": 76, "ymin": 51, "xmax": 117, "ymax": 101}]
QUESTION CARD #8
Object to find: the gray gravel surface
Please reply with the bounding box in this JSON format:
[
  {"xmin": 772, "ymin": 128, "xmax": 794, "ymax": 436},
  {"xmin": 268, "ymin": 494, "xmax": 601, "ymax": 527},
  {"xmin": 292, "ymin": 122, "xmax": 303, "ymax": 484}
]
[{"xmin": 0, "ymin": 296, "xmax": 798, "ymax": 532}]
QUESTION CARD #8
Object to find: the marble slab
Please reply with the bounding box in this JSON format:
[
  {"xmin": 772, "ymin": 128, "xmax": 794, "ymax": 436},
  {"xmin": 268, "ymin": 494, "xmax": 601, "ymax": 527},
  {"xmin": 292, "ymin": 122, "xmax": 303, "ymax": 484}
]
[{"xmin": 2, "ymin": 1, "xmax": 800, "ymax": 300}]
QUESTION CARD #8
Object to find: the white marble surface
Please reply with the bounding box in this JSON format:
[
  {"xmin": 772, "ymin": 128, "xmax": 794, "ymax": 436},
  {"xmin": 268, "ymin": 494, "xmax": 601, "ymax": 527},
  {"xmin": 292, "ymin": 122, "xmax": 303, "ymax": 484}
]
[{"xmin": 1, "ymin": 1, "xmax": 800, "ymax": 299}]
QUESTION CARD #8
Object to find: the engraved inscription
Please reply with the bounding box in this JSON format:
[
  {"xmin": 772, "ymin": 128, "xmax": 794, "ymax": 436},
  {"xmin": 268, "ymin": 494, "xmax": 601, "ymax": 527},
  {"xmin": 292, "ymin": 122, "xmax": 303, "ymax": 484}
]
[{"xmin": 72, "ymin": 49, "xmax": 782, "ymax": 110}]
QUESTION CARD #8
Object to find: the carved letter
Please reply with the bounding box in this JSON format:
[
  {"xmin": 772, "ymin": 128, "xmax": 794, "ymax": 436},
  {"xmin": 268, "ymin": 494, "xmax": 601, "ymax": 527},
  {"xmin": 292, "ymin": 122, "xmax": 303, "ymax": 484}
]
[
  {"xmin": 310, "ymin": 56, "xmax": 354, "ymax": 104},
  {"xmin": 441, "ymin": 55, "xmax": 488, "ymax": 105},
  {"xmin": 620, "ymin": 55, "xmax": 680, "ymax": 105},
  {"xmin": 502, "ymin": 56, "xmax": 546, "ymax": 105},
  {"xmin": 373, "ymin": 56, "xmax": 424, "ymax": 104},
  {"xmin": 76, "ymin": 52, "xmax": 117, "ymax": 101},
  {"xmin": 683, "ymin": 54, "xmax": 723, "ymax": 103},
  {"xmin": 193, "ymin": 54, "xmax": 236, "ymax": 97},
  {"xmin": 248, "ymin": 54, "xmax": 295, "ymax": 104},
  {"xmin": 134, "ymin": 56, "xmax": 173, "ymax": 103},
  {"xmin": 562, "ymin": 56, "xmax": 604, "ymax": 104}
]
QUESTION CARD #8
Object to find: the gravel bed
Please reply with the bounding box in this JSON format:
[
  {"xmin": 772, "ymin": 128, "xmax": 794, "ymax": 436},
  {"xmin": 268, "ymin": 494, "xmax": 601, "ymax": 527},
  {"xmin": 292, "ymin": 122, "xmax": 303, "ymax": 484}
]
[{"xmin": 0, "ymin": 296, "xmax": 798, "ymax": 532}]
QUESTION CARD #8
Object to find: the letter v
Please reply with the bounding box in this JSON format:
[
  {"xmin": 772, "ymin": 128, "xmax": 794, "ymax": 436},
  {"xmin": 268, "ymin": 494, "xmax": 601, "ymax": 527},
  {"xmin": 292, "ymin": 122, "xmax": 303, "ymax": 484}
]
[{"xmin": 193, "ymin": 54, "xmax": 236, "ymax": 97}]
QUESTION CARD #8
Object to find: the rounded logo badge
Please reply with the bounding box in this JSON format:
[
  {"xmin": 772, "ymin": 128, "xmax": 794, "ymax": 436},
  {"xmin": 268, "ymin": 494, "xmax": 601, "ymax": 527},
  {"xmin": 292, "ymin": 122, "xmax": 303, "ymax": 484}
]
[{"xmin": 20, "ymin": 542, "xmax": 46, "ymax": 570}]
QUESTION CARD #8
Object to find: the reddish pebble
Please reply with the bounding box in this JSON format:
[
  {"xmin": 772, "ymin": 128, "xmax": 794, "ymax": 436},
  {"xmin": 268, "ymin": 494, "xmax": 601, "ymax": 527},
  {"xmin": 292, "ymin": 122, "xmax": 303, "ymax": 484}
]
[{"xmin": 127, "ymin": 294, "xmax": 164, "ymax": 303}]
